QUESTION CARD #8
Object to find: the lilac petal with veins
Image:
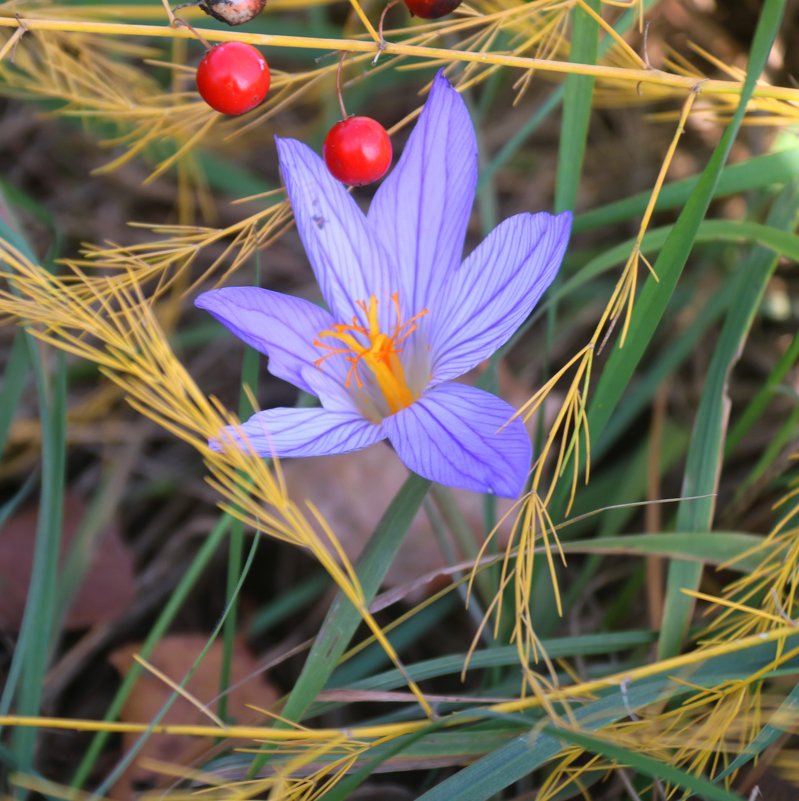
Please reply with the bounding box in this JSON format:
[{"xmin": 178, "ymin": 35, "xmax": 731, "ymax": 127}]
[
  {"xmin": 430, "ymin": 210, "xmax": 572, "ymax": 384},
  {"xmin": 382, "ymin": 382, "xmax": 531, "ymax": 498},
  {"xmin": 276, "ymin": 137, "xmax": 398, "ymax": 330},
  {"xmin": 195, "ymin": 287, "xmax": 349, "ymax": 398},
  {"xmin": 212, "ymin": 407, "xmax": 384, "ymax": 458},
  {"xmin": 368, "ymin": 71, "xmax": 478, "ymax": 317}
]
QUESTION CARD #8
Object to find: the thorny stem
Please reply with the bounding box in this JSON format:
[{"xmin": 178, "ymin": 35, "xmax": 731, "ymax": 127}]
[
  {"xmin": 336, "ymin": 52, "xmax": 348, "ymax": 119},
  {"xmin": 160, "ymin": 0, "xmax": 212, "ymax": 49},
  {"xmin": 160, "ymin": 0, "xmax": 178, "ymax": 25},
  {"xmin": 374, "ymin": 0, "xmax": 400, "ymax": 65},
  {"xmin": 0, "ymin": 19, "xmax": 26, "ymax": 63}
]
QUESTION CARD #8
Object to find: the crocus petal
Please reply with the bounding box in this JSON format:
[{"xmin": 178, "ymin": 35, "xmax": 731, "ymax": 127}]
[
  {"xmin": 367, "ymin": 71, "xmax": 477, "ymax": 314},
  {"xmin": 429, "ymin": 211, "xmax": 572, "ymax": 383},
  {"xmin": 213, "ymin": 407, "xmax": 384, "ymax": 458},
  {"xmin": 382, "ymin": 382, "xmax": 531, "ymax": 498},
  {"xmin": 195, "ymin": 287, "xmax": 349, "ymax": 396},
  {"xmin": 276, "ymin": 137, "xmax": 396, "ymax": 326},
  {"xmin": 301, "ymin": 366, "xmax": 361, "ymax": 414}
]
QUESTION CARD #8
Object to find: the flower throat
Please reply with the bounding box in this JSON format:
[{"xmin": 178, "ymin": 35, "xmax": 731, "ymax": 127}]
[{"xmin": 314, "ymin": 294, "xmax": 427, "ymax": 415}]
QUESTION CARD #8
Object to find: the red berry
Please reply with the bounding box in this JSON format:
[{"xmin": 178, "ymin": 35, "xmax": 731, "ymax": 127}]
[
  {"xmin": 323, "ymin": 117, "xmax": 392, "ymax": 187},
  {"xmin": 403, "ymin": 0, "xmax": 463, "ymax": 18},
  {"xmin": 198, "ymin": 0, "xmax": 266, "ymax": 25},
  {"xmin": 196, "ymin": 42, "xmax": 270, "ymax": 115}
]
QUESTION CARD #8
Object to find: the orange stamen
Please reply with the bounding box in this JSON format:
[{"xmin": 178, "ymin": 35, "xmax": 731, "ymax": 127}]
[{"xmin": 313, "ymin": 293, "xmax": 428, "ymax": 415}]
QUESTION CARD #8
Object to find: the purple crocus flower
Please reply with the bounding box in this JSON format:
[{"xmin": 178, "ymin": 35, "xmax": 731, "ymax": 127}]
[{"xmin": 196, "ymin": 72, "xmax": 571, "ymax": 498}]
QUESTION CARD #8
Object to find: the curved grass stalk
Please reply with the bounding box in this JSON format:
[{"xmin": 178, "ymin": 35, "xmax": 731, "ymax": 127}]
[
  {"xmin": 704, "ymin": 445, "xmax": 799, "ymax": 642},
  {"xmin": 0, "ymin": 238, "xmax": 433, "ymax": 719},
  {"xmin": 466, "ymin": 86, "xmax": 700, "ymax": 687}
]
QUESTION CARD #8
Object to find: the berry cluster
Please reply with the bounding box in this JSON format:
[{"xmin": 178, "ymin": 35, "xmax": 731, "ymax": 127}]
[{"xmin": 188, "ymin": 0, "xmax": 463, "ymax": 184}]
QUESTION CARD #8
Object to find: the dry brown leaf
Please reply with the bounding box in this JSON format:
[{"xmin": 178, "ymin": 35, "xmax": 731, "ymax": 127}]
[
  {"xmin": 283, "ymin": 365, "xmax": 533, "ymax": 596},
  {"xmin": 107, "ymin": 634, "xmax": 279, "ymax": 800},
  {"xmin": 0, "ymin": 493, "xmax": 135, "ymax": 631}
]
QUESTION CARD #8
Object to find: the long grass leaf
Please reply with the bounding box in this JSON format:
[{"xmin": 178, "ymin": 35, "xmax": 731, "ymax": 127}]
[
  {"xmin": 0, "ymin": 333, "xmax": 29, "ymax": 457},
  {"xmin": 554, "ymin": 0, "xmax": 599, "ymax": 214},
  {"xmin": 574, "ymin": 147, "xmax": 799, "ymax": 234}
]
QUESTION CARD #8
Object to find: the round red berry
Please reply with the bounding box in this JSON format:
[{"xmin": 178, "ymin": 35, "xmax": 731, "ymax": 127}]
[
  {"xmin": 403, "ymin": 0, "xmax": 462, "ymax": 18},
  {"xmin": 323, "ymin": 117, "xmax": 392, "ymax": 187},
  {"xmin": 196, "ymin": 42, "xmax": 270, "ymax": 115}
]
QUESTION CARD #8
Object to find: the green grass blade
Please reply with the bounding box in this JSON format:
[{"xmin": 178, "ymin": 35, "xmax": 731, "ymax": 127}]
[
  {"xmin": 0, "ymin": 209, "xmax": 67, "ymax": 791},
  {"xmin": 659, "ymin": 180, "xmax": 799, "ymax": 658},
  {"xmin": 278, "ymin": 473, "xmax": 431, "ymax": 720},
  {"xmin": 498, "ymin": 217, "xmax": 795, "ymax": 371},
  {"xmin": 219, "ymin": 260, "xmax": 262, "ymax": 723},
  {"xmin": 555, "ymin": 219, "xmax": 799, "ymax": 310},
  {"xmin": 320, "ymin": 721, "xmax": 449, "ymax": 801},
  {"xmin": 5, "ymin": 350, "xmax": 67, "ymax": 788},
  {"xmin": 479, "ymin": 0, "xmax": 650, "ymax": 192},
  {"xmin": 731, "ymin": 402, "xmax": 799, "ymax": 506},
  {"xmin": 92, "ymin": 534, "xmax": 261, "ymax": 797},
  {"xmin": 555, "ymin": 0, "xmax": 599, "ymax": 214},
  {"xmin": 0, "ymin": 333, "xmax": 29, "ymax": 456},
  {"xmin": 561, "ymin": 532, "xmax": 767, "ymax": 573},
  {"xmin": 247, "ymin": 572, "xmax": 329, "ymax": 637},
  {"xmin": 573, "ymin": 147, "xmax": 799, "ymax": 234},
  {"xmin": 561, "ymin": 422, "xmax": 687, "ymax": 607},
  {"xmin": 716, "ymin": 681, "xmax": 799, "ymax": 780},
  {"xmin": 726, "ymin": 330, "xmax": 799, "ymax": 453},
  {"xmin": 0, "ymin": 472, "xmax": 37, "ymax": 533},
  {"xmin": 592, "ymin": 287, "xmax": 728, "ymax": 460},
  {"xmin": 57, "ymin": 459, "xmax": 132, "ymax": 627},
  {"xmin": 329, "ymin": 593, "xmax": 456, "ymax": 688},
  {"xmin": 333, "ymin": 630, "xmax": 655, "ymax": 694}
]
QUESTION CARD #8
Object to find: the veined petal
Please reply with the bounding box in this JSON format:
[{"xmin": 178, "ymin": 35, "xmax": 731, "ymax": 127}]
[
  {"xmin": 430, "ymin": 211, "xmax": 571, "ymax": 383},
  {"xmin": 212, "ymin": 407, "xmax": 384, "ymax": 458},
  {"xmin": 301, "ymin": 366, "xmax": 359, "ymax": 414},
  {"xmin": 367, "ymin": 71, "xmax": 477, "ymax": 314},
  {"xmin": 195, "ymin": 287, "xmax": 348, "ymax": 396},
  {"xmin": 382, "ymin": 382, "xmax": 531, "ymax": 498},
  {"xmin": 276, "ymin": 137, "xmax": 396, "ymax": 326}
]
